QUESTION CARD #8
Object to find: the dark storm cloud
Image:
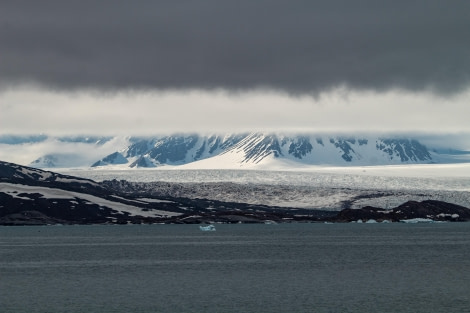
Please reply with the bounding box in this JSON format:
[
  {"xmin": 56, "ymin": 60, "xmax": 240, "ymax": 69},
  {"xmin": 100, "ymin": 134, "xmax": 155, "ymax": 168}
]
[{"xmin": 1, "ymin": 0, "xmax": 469, "ymax": 94}]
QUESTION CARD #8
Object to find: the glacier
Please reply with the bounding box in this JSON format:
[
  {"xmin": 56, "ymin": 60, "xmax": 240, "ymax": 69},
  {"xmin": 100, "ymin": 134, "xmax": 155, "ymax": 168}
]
[{"xmin": 62, "ymin": 164, "xmax": 470, "ymax": 211}]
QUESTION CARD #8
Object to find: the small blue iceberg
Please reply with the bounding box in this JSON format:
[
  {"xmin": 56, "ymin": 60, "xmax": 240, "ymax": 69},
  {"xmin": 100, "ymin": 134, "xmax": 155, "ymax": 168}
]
[{"xmin": 199, "ymin": 225, "xmax": 216, "ymax": 231}]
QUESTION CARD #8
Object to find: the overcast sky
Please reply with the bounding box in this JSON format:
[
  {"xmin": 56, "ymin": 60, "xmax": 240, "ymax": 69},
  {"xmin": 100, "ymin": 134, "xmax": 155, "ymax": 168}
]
[{"xmin": 1, "ymin": 1, "xmax": 470, "ymax": 143}]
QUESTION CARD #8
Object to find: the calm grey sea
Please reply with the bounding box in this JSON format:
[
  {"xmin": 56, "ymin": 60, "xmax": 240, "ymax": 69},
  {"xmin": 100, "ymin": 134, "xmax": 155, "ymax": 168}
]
[{"xmin": 1, "ymin": 223, "xmax": 470, "ymax": 313}]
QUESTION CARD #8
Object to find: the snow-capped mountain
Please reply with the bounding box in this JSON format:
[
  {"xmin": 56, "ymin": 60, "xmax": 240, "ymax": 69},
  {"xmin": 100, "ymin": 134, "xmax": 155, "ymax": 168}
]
[
  {"xmin": 92, "ymin": 133, "xmax": 436, "ymax": 168},
  {"xmin": 92, "ymin": 134, "xmax": 248, "ymax": 167},
  {"xmin": 1, "ymin": 132, "xmax": 465, "ymax": 170}
]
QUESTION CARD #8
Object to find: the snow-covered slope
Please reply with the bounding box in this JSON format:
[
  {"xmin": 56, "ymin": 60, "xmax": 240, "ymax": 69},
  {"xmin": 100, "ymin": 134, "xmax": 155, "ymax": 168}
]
[{"xmin": 91, "ymin": 133, "xmax": 440, "ymax": 169}]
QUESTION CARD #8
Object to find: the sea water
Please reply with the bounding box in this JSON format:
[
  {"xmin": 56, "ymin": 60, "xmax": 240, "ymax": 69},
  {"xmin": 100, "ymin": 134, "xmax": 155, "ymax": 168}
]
[{"xmin": 1, "ymin": 223, "xmax": 470, "ymax": 313}]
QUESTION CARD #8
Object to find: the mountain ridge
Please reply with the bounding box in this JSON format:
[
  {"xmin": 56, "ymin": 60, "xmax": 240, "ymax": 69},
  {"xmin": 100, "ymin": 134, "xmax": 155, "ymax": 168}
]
[
  {"xmin": 91, "ymin": 133, "xmax": 435, "ymax": 169},
  {"xmin": 1, "ymin": 133, "xmax": 468, "ymax": 169}
]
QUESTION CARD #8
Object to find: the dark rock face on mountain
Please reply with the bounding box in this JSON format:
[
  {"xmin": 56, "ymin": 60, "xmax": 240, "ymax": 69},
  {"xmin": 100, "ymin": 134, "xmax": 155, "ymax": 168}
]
[
  {"xmin": 91, "ymin": 152, "xmax": 127, "ymax": 167},
  {"xmin": 129, "ymin": 156, "xmax": 156, "ymax": 168},
  {"xmin": 92, "ymin": 134, "xmax": 247, "ymax": 167},
  {"xmin": 239, "ymin": 134, "xmax": 282, "ymax": 163},
  {"xmin": 335, "ymin": 200, "xmax": 470, "ymax": 222},
  {"xmin": 329, "ymin": 138, "xmax": 357, "ymax": 162},
  {"xmin": 92, "ymin": 133, "xmax": 434, "ymax": 168},
  {"xmin": 287, "ymin": 136, "xmax": 313, "ymax": 159},
  {"xmin": 377, "ymin": 139, "xmax": 431, "ymax": 162},
  {"xmin": 147, "ymin": 135, "xmax": 199, "ymax": 163}
]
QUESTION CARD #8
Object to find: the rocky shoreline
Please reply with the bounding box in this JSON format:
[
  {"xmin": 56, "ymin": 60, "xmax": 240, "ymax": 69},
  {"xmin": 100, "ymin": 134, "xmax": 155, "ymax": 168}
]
[{"xmin": 2, "ymin": 199, "xmax": 469, "ymax": 226}]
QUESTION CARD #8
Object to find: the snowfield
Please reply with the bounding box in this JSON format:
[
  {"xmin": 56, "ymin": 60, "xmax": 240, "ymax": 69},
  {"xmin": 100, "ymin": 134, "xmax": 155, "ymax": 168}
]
[{"xmin": 58, "ymin": 163, "xmax": 470, "ymax": 210}]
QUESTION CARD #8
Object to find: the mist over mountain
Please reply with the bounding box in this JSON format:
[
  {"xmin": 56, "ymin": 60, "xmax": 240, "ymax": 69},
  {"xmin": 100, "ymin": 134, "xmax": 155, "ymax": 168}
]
[{"xmin": 0, "ymin": 133, "xmax": 469, "ymax": 169}]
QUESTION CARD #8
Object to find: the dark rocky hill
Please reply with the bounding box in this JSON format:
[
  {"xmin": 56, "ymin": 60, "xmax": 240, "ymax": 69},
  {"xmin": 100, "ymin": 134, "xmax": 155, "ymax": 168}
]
[
  {"xmin": 335, "ymin": 200, "xmax": 470, "ymax": 222},
  {"xmin": 0, "ymin": 160, "xmax": 183, "ymax": 225}
]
